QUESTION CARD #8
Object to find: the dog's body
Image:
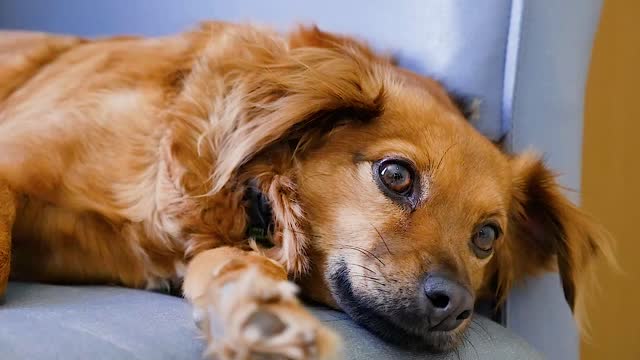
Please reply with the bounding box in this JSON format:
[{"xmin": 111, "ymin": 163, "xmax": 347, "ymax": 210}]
[
  {"xmin": 0, "ymin": 22, "xmax": 610, "ymax": 359},
  {"xmin": 1, "ymin": 27, "xmax": 245, "ymax": 287}
]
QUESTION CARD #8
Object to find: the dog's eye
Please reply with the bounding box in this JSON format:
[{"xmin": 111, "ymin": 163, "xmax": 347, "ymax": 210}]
[
  {"xmin": 378, "ymin": 161, "xmax": 413, "ymax": 194},
  {"xmin": 471, "ymin": 224, "xmax": 499, "ymax": 258}
]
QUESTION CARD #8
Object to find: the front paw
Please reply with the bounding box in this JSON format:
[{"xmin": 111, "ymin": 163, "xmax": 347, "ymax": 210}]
[{"xmin": 195, "ymin": 266, "xmax": 340, "ymax": 360}]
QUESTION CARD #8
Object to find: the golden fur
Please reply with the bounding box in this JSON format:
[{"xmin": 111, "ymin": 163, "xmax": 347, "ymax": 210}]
[{"xmin": 0, "ymin": 22, "xmax": 611, "ymax": 358}]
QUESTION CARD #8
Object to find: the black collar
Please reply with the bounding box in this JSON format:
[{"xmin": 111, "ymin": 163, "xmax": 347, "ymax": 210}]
[{"xmin": 244, "ymin": 182, "xmax": 275, "ymax": 248}]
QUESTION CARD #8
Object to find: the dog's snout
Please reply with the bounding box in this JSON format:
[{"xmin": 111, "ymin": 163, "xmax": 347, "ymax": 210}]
[{"xmin": 423, "ymin": 273, "xmax": 473, "ymax": 332}]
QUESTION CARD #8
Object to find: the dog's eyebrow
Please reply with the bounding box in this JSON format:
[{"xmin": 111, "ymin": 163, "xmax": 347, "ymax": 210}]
[
  {"xmin": 354, "ymin": 139, "xmax": 420, "ymax": 164},
  {"xmin": 352, "ymin": 152, "xmax": 366, "ymax": 163},
  {"xmin": 479, "ymin": 210, "xmax": 507, "ymax": 223}
]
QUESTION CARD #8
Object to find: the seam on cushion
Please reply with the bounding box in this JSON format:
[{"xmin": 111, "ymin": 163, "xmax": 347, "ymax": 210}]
[{"xmin": 501, "ymin": 0, "xmax": 525, "ymax": 144}]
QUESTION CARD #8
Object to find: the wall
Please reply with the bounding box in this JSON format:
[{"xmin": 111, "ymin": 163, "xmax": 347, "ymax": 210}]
[{"xmin": 581, "ymin": 0, "xmax": 640, "ymax": 359}]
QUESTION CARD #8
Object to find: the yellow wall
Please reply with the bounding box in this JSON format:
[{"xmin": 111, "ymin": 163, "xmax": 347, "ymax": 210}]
[{"xmin": 581, "ymin": 0, "xmax": 640, "ymax": 359}]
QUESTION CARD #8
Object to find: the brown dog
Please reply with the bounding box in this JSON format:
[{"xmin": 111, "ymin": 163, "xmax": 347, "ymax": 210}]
[{"xmin": 0, "ymin": 22, "xmax": 610, "ymax": 359}]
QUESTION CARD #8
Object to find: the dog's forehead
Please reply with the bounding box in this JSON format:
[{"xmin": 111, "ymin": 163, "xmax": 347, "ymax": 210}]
[
  {"xmin": 368, "ymin": 80, "xmax": 512, "ymax": 200},
  {"xmin": 389, "ymin": 67, "xmax": 460, "ymax": 114},
  {"xmin": 378, "ymin": 83, "xmax": 505, "ymax": 164}
]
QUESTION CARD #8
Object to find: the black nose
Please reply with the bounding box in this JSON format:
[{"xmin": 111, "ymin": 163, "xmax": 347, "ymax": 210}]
[{"xmin": 423, "ymin": 273, "xmax": 474, "ymax": 331}]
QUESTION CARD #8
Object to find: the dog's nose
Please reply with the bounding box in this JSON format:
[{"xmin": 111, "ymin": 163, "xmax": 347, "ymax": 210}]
[{"xmin": 423, "ymin": 273, "xmax": 474, "ymax": 331}]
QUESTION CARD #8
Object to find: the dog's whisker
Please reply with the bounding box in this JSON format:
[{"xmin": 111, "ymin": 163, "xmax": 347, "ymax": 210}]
[
  {"xmin": 427, "ymin": 154, "xmax": 435, "ymax": 174},
  {"xmin": 470, "ymin": 318, "xmax": 492, "ymax": 341},
  {"xmin": 338, "ymin": 245, "xmax": 377, "ymax": 262},
  {"xmin": 345, "ymin": 262, "xmax": 400, "ymax": 286},
  {"xmin": 434, "ymin": 142, "xmax": 457, "ymax": 177},
  {"xmin": 454, "ymin": 342, "xmax": 462, "ymax": 360},
  {"xmin": 462, "ymin": 331, "xmax": 479, "ymax": 360},
  {"xmin": 466, "ymin": 326, "xmax": 488, "ymax": 358},
  {"xmin": 370, "ymin": 223, "xmax": 393, "ymax": 256},
  {"xmin": 348, "ymin": 275, "xmax": 387, "ymax": 287},
  {"xmin": 345, "ymin": 262, "xmax": 378, "ymax": 275},
  {"xmin": 348, "ymin": 273, "xmax": 384, "ymax": 281},
  {"xmin": 348, "ymin": 273, "xmax": 386, "ymax": 283},
  {"xmin": 338, "ymin": 245, "xmax": 385, "ymax": 266}
]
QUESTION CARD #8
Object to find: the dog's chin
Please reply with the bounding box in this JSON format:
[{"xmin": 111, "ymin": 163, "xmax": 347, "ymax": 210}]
[{"xmin": 329, "ymin": 263, "xmax": 467, "ymax": 352}]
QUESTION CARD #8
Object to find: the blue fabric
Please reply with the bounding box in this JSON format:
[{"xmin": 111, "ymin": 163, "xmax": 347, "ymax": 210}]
[
  {"xmin": 0, "ymin": 283, "xmax": 204, "ymax": 360},
  {"xmin": 0, "ymin": 282, "xmax": 541, "ymax": 360},
  {"xmin": 0, "ymin": 0, "xmax": 511, "ymax": 140}
]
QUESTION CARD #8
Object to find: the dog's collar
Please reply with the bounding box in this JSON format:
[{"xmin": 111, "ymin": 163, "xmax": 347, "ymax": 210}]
[{"xmin": 244, "ymin": 181, "xmax": 275, "ymax": 248}]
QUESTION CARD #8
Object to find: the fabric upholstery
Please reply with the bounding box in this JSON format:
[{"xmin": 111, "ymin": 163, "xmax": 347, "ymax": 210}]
[
  {"xmin": 503, "ymin": 1, "xmax": 603, "ymax": 359},
  {"xmin": 0, "ymin": 282, "xmax": 541, "ymax": 360}
]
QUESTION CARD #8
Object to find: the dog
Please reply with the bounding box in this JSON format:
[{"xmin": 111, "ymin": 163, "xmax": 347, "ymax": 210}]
[{"xmin": 0, "ymin": 22, "xmax": 611, "ymax": 359}]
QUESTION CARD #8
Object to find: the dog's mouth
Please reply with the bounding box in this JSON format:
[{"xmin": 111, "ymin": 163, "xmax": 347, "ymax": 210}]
[{"xmin": 328, "ymin": 261, "xmax": 466, "ymax": 352}]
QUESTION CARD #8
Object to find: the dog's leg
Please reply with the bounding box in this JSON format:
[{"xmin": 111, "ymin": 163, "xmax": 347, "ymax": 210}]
[
  {"xmin": 0, "ymin": 179, "xmax": 16, "ymax": 297},
  {"xmin": 183, "ymin": 247, "xmax": 339, "ymax": 360}
]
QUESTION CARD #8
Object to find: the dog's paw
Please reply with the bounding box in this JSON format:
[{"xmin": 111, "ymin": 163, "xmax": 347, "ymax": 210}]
[{"xmin": 197, "ymin": 266, "xmax": 340, "ymax": 360}]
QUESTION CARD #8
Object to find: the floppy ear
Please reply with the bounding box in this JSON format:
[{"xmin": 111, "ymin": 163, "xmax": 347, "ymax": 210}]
[
  {"xmin": 288, "ymin": 25, "xmax": 392, "ymax": 63},
  {"xmin": 495, "ymin": 152, "xmax": 613, "ymax": 319},
  {"xmin": 211, "ymin": 27, "xmax": 386, "ymax": 192},
  {"xmin": 193, "ymin": 26, "xmax": 386, "ymax": 276}
]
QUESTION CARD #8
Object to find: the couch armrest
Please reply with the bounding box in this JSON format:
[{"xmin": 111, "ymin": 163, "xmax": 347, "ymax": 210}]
[{"xmin": 503, "ymin": 1, "xmax": 603, "ymax": 359}]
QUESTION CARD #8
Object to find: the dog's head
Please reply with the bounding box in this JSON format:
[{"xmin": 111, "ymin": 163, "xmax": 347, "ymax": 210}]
[{"xmin": 208, "ymin": 25, "xmax": 611, "ymax": 352}]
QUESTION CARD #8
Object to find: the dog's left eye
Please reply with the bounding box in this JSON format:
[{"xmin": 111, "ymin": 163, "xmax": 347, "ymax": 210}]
[
  {"xmin": 378, "ymin": 161, "xmax": 413, "ymax": 195},
  {"xmin": 471, "ymin": 224, "xmax": 500, "ymax": 258}
]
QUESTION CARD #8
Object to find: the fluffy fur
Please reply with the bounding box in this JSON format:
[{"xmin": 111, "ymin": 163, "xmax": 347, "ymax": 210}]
[{"xmin": 0, "ymin": 23, "xmax": 611, "ymax": 358}]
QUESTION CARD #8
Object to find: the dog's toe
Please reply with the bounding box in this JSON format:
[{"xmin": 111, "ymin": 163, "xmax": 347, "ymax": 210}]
[
  {"xmin": 198, "ymin": 266, "xmax": 340, "ymax": 360},
  {"xmin": 244, "ymin": 308, "xmax": 287, "ymax": 338}
]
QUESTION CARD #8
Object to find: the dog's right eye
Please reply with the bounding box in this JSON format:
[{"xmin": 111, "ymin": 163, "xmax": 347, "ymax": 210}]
[
  {"xmin": 379, "ymin": 162, "xmax": 413, "ymax": 194},
  {"xmin": 377, "ymin": 160, "xmax": 413, "ymax": 195},
  {"xmin": 373, "ymin": 158, "xmax": 420, "ymax": 209}
]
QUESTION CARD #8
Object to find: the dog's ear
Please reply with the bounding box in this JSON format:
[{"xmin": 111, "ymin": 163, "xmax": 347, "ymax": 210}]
[
  {"xmin": 495, "ymin": 152, "xmax": 613, "ymax": 319},
  {"xmin": 211, "ymin": 27, "xmax": 385, "ymax": 192},
  {"xmin": 288, "ymin": 25, "xmax": 393, "ymax": 63}
]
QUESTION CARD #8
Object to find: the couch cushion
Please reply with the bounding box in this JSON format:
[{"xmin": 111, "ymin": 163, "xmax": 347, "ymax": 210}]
[{"xmin": 0, "ymin": 282, "xmax": 541, "ymax": 359}]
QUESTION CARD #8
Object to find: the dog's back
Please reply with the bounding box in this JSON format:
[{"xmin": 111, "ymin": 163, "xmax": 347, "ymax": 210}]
[
  {"xmin": 0, "ymin": 32, "xmax": 83, "ymax": 105},
  {"xmin": 0, "ymin": 23, "xmax": 280, "ymax": 288},
  {"xmin": 0, "ymin": 29, "xmax": 205, "ymax": 287}
]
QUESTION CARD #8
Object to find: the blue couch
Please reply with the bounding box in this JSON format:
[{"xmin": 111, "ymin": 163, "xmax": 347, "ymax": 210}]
[{"xmin": 0, "ymin": 0, "xmax": 602, "ymax": 358}]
